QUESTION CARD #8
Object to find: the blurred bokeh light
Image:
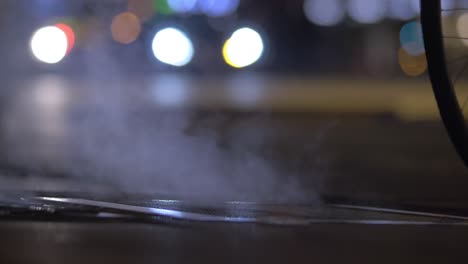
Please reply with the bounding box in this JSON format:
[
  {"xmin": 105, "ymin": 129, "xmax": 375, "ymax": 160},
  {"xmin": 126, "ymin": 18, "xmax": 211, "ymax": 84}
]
[
  {"xmin": 222, "ymin": 27, "xmax": 264, "ymax": 68},
  {"xmin": 15, "ymin": 0, "xmax": 434, "ymax": 75},
  {"xmin": 409, "ymin": 0, "xmax": 420, "ymax": 15},
  {"xmin": 153, "ymin": 0, "xmax": 173, "ymax": 15},
  {"xmin": 151, "ymin": 27, "xmax": 194, "ymax": 66},
  {"xmin": 30, "ymin": 26, "xmax": 68, "ymax": 64},
  {"xmin": 167, "ymin": 0, "xmax": 198, "ymax": 13},
  {"xmin": 111, "ymin": 12, "xmax": 142, "ymax": 44},
  {"xmin": 347, "ymin": 0, "xmax": 385, "ymax": 24},
  {"xmin": 54, "ymin": 23, "xmax": 75, "ymax": 54},
  {"xmin": 398, "ymin": 47, "xmax": 427, "ymax": 77},
  {"xmin": 303, "ymin": 0, "xmax": 345, "ymax": 27},
  {"xmin": 387, "ymin": 0, "xmax": 416, "ymax": 21},
  {"xmin": 400, "ymin": 21, "xmax": 425, "ymax": 56},
  {"xmin": 198, "ymin": 0, "xmax": 239, "ymax": 17}
]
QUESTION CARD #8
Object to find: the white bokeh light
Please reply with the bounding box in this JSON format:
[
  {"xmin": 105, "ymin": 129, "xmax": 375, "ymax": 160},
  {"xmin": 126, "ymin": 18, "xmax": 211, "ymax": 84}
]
[
  {"xmin": 303, "ymin": 0, "xmax": 345, "ymax": 26},
  {"xmin": 152, "ymin": 28, "xmax": 194, "ymax": 67},
  {"xmin": 30, "ymin": 26, "xmax": 68, "ymax": 64},
  {"xmin": 223, "ymin": 27, "xmax": 264, "ymax": 68},
  {"xmin": 348, "ymin": 0, "xmax": 386, "ymax": 24}
]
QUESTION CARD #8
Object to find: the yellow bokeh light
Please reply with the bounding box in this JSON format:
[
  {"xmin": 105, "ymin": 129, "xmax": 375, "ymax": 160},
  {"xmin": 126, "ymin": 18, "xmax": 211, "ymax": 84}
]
[
  {"xmin": 222, "ymin": 38, "xmax": 240, "ymax": 68},
  {"xmin": 111, "ymin": 12, "xmax": 142, "ymax": 44},
  {"xmin": 398, "ymin": 48, "xmax": 427, "ymax": 77}
]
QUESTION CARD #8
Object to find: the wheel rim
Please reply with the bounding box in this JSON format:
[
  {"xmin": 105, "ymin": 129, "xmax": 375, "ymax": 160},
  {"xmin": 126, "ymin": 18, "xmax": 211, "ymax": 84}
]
[{"xmin": 421, "ymin": 0, "xmax": 468, "ymax": 166}]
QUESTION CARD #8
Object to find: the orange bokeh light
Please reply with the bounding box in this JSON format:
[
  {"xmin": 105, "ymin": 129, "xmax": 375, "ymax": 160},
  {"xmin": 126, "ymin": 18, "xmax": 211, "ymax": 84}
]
[{"xmin": 111, "ymin": 12, "xmax": 142, "ymax": 44}]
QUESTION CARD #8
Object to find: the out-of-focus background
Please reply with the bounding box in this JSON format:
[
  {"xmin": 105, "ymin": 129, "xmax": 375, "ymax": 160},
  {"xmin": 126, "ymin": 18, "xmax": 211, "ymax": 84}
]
[
  {"xmin": 0, "ymin": 0, "xmax": 428, "ymax": 78},
  {"xmin": 0, "ymin": 0, "xmax": 467, "ymax": 204}
]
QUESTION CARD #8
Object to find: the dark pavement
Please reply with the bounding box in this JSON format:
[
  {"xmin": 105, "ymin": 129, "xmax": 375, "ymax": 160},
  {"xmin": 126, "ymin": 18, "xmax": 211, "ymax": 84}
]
[{"xmin": 2, "ymin": 220, "xmax": 468, "ymax": 264}]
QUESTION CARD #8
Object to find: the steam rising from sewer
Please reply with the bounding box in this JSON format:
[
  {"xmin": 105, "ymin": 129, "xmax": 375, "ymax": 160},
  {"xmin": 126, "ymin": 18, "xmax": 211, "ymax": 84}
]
[{"xmin": 1, "ymin": 73, "xmax": 326, "ymax": 203}]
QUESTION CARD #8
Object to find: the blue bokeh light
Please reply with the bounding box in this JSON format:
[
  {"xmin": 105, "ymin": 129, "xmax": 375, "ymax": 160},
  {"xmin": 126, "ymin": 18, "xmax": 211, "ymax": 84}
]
[
  {"xmin": 303, "ymin": 0, "xmax": 345, "ymax": 26},
  {"xmin": 167, "ymin": 0, "xmax": 198, "ymax": 13},
  {"xmin": 388, "ymin": 0, "xmax": 417, "ymax": 20},
  {"xmin": 400, "ymin": 21, "xmax": 425, "ymax": 56},
  {"xmin": 348, "ymin": 0, "xmax": 386, "ymax": 24},
  {"xmin": 198, "ymin": 0, "xmax": 239, "ymax": 17}
]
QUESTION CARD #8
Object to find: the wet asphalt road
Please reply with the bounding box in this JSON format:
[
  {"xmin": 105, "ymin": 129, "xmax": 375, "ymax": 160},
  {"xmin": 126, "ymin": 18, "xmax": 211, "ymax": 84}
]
[{"xmin": 2, "ymin": 220, "xmax": 468, "ymax": 264}]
